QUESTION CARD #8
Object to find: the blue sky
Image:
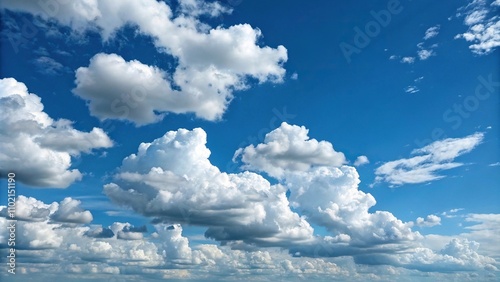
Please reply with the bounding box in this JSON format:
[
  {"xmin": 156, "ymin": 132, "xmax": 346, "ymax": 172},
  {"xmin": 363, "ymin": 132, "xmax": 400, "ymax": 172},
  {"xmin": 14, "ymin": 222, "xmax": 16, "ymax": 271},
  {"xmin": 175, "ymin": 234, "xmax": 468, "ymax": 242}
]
[{"xmin": 0, "ymin": 0, "xmax": 499, "ymax": 281}]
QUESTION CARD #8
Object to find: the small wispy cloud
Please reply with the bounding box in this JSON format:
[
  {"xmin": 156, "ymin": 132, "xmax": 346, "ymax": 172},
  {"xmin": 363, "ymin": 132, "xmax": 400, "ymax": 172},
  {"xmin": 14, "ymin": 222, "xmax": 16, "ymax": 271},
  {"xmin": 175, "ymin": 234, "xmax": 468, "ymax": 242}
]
[
  {"xmin": 374, "ymin": 132, "xmax": 484, "ymax": 186},
  {"xmin": 441, "ymin": 208, "xmax": 465, "ymax": 218},
  {"xmin": 424, "ymin": 25, "xmax": 440, "ymax": 40},
  {"xmin": 405, "ymin": 86, "xmax": 420, "ymax": 94},
  {"xmin": 33, "ymin": 56, "xmax": 69, "ymax": 75},
  {"xmin": 416, "ymin": 42, "xmax": 438, "ymax": 61}
]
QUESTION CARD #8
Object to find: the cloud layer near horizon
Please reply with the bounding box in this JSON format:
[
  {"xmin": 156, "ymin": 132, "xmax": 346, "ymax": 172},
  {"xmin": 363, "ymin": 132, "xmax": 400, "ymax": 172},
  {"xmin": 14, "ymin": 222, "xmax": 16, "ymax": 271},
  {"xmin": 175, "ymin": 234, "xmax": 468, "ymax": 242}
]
[{"xmin": 1, "ymin": 124, "xmax": 497, "ymax": 280}]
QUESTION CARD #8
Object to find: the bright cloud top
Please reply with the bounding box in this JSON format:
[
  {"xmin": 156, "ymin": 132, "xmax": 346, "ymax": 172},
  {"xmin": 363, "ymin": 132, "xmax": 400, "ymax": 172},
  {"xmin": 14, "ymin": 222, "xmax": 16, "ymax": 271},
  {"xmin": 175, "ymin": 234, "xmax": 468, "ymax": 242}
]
[
  {"xmin": 1, "ymin": 0, "xmax": 288, "ymax": 125},
  {"xmin": 0, "ymin": 78, "xmax": 113, "ymax": 188},
  {"xmin": 233, "ymin": 122, "xmax": 347, "ymax": 178},
  {"xmin": 374, "ymin": 132, "xmax": 484, "ymax": 186}
]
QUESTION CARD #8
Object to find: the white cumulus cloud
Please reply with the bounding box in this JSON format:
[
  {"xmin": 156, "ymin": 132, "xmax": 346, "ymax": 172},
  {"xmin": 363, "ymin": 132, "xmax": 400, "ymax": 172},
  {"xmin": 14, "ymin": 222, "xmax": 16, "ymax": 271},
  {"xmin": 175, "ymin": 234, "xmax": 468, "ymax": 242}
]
[
  {"xmin": 354, "ymin": 155, "xmax": 370, "ymax": 167},
  {"xmin": 0, "ymin": 78, "xmax": 113, "ymax": 188},
  {"xmin": 455, "ymin": 0, "xmax": 500, "ymax": 54},
  {"xmin": 50, "ymin": 197, "xmax": 93, "ymax": 224}
]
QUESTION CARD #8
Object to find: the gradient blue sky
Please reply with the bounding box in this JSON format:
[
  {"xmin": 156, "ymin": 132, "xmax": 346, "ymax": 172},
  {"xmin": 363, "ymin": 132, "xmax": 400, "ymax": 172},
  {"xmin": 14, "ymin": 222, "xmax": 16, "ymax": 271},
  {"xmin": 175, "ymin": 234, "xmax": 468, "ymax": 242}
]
[{"xmin": 0, "ymin": 0, "xmax": 499, "ymax": 281}]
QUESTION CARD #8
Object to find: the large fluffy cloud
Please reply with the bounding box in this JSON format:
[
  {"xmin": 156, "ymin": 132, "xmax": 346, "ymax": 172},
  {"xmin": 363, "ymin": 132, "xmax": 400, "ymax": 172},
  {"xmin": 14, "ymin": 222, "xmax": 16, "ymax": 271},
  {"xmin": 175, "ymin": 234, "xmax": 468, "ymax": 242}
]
[
  {"xmin": 0, "ymin": 0, "xmax": 288, "ymax": 125},
  {"xmin": 104, "ymin": 127, "xmax": 314, "ymax": 247},
  {"xmin": 235, "ymin": 123, "xmax": 418, "ymax": 249},
  {"xmin": 0, "ymin": 78, "xmax": 113, "ymax": 188},
  {"xmin": 284, "ymin": 166, "xmax": 419, "ymax": 248},
  {"xmin": 374, "ymin": 132, "xmax": 484, "ymax": 186}
]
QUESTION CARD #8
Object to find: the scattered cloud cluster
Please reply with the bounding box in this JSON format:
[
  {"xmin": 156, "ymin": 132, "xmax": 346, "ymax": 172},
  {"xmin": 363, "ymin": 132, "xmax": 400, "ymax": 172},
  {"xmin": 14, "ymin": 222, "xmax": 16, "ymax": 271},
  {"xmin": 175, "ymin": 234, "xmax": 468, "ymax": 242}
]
[
  {"xmin": 441, "ymin": 208, "xmax": 465, "ymax": 218},
  {"xmin": 0, "ymin": 0, "xmax": 288, "ymax": 125},
  {"xmin": 374, "ymin": 132, "xmax": 484, "ymax": 186},
  {"xmin": 0, "ymin": 124, "xmax": 498, "ymax": 280},
  {"xmin": 455, "ymin": 0, "xmax": 500, "ymax": 54},
  {"xmin": 391, "ymin": 25, "xmax": 439, "ymax": 94},
  {"xmin": 0, "ymin": 78, "xmax": 113, "ymax": 188},
  {"xmin": 417, "ymin": 42, "xmax": 438, "ymax": 61},
  {"xmin": 391, "ymin": 24, "xmax": 440, "ymax": 67}
]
